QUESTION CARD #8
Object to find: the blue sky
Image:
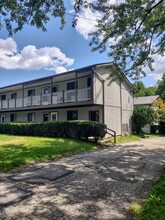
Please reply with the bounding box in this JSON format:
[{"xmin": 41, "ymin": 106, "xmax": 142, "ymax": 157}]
[{"xmin": 0, "ymin": 1, "xmax": 163, "ymax": 88}]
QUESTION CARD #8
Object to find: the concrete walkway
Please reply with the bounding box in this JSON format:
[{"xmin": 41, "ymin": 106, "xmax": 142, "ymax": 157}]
[{"xmin": 0, "ymin": 137, "xmax": 165, "ymax": 220}]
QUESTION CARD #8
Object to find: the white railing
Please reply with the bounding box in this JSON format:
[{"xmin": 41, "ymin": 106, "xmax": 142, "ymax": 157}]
[
  {"xmin": 9, "ymin": 99, "xmax": 15, "ymax": 108},
  {"xmin": 52, "ymin": 92, "xmax": 63, "ymax": 104},
  {"xmin": 0, "ymin": 88, "xmax": 92, "ymax": 109},
  {"xmin": 2, "ymin": 100, "xmax": 8, "ymax": 109},
  {"xmin": 77, "ymin": 88, "xmax": 91, "ymax": 101},
  {"xmin": 64, "ymin": 90, "xmax": 76, "ymax": 102},
  {"xmin": 16, "ymin": 98, "xmax": 23, "ymax": 108}
]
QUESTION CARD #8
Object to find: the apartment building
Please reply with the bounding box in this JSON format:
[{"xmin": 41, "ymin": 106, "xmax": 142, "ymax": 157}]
[{"xmin": 0, "ymin": 62, "xmax": 133, "ymax": 135}]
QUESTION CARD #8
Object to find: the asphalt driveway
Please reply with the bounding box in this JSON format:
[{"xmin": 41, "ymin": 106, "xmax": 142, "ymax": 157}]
[{"xmin": 0, "ymin": 136, "xmax": 165, "ymax": 220}]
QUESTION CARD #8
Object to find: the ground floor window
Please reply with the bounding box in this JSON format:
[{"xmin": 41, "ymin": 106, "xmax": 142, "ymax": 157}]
[
  {"xmin": 67, "ymin": 110, "xmax": 78, "ymax": 120},
  {"xmin": 0, "ymin": 115, "xmax": 6, "ymax": 122},
  {"xmin": 51, "ymin": 112, "xmax": 58, "ymax": 121},
  {"xmin": 43, "ymin": 113, "xmax": 49, "ymax": 122},
  {"xmin": 89, "ymin": 111, "xmax": 99, "ymax": 122},
  {"xmin": 28, "ymin": 113, "xmax": 35, "ymax": 122},
  {"xmin": 10, "ymin": 114, "xmax": 17, "ymax": 122}
]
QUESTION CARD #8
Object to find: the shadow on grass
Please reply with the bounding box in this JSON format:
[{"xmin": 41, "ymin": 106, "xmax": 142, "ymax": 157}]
[{"xmin": 0, "ymin": 138, "xmax": 99, "ymax": 172}]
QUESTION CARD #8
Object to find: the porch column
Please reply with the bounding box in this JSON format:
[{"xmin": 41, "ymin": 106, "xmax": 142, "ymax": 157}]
[
  {"xmin": 50, "ymin": 77, "xmax": 53, "ymax": 105},
  {"xmin": 22, "ymin": 84, "xmax": 24, "ymax": 107},
  {"xmin": 75, "ymin": 72, "xmax": 78, "ymax": 102}
]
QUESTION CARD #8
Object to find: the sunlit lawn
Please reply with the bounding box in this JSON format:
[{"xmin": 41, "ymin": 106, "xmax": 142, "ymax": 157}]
[{"xmin": 0, "ymin": 134, "xmax": 99, "ymax": 172}]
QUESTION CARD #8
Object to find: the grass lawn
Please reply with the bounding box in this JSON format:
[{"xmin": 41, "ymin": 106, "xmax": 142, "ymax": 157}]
[
  {"xmin": 129, "ymin": 174, "xmax": 165, "ymax": 220},
  {"xmin": 0, "ymin": 134, "xmax": 100, "ymax": 172},
  {"xmin": 106, "ymin": 134, "xmax": 141, "ymax": 144},
  {"xmin": 107, "ymin": 133, "xmax": 165, "ymax": 144}
]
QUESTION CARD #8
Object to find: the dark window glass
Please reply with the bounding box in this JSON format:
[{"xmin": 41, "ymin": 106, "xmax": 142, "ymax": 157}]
[
  {"xmin": 28, "ymin": 113, "xmax": 35, "ymax": 122},
  {"xmin": 67, "ymin": 110, "xmax": 78, "ymax": 120},
  {"xmin": 43, "ymin": 88, "xmax": 49, "ymax": 95},
  {"xmin": 10, "ymin": 114, "xmax": 17, "ymax": 122},
  {"xmin": 52, "ymin": 86, "xmax": 57, "ymax": 93},
  {"xmin": 11, "ymin": 93, "xmax": 17, "ymax": 99},
  {"xmin": 67, "ymin": 82, "xmax": 76, "ymax": 90},
  {"xmin": 1, "ymin": 95, "xmax": 6, "ymax": 100},
  {"xmin": 28, "ymin": 89, "xmax": 35, "ymax": 96},
  {"xmin": 89, "ymin": 111, "xmax": 99, "ymax": 122},
  {"xmin": 87, "ymin": 77, "xmax": 92, "ymax": 87},
  {"xmin": 43, "ymin": 113, "xmax": 49, "ymax": 122}
]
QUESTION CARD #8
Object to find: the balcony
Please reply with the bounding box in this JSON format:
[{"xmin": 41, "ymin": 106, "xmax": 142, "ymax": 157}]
[{"xmin": 0, "ymin": 88, "xmax": 91, "ymax": 110}]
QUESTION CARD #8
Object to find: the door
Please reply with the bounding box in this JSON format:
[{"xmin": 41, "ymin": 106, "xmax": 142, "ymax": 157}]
[
  {"xmin": 1, "ymin": 115, "xmax": 6, "ymax": 122},
  {"xmin": 89, "ymin": 111, "xmax": 99, "ymax": 122},
  {"xmin": 51, "ymin": 112, "xmax": 58, "ymax": 121}
]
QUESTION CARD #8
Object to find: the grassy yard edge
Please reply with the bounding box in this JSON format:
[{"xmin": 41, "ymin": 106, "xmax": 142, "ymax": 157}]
[{"xmin": 128, "ymin": 172, "xmax": 165, "ymax": 220}]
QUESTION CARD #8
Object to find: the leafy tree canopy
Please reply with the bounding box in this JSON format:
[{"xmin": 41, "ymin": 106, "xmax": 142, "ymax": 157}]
[
  {"xmin": 133, "ymin": 81, "xmax": 157, "ymax": 97},
  {"xmin": 156, "ymin": 74, "xmax": 165, "ymax": 101},
  {"xmin": 0, "ymin": 0, "xmax": 165, "ymax": 78},
  {"xmin": 152, "ymin": 97, "xmax": 165, "ymax": 122},
  {"xmin": 132, "ymin": 105, "xmax": 156, "ymax": 133}
]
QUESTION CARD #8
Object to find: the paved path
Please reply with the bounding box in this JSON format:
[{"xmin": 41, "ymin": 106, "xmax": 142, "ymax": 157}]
[{"xmin": 0, "ymin": 137, "xmax": 165, "ymax": 220}]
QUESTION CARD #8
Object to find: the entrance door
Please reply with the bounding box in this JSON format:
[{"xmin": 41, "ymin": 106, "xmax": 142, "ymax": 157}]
[
  {"xmin": 89, "ymin": 111, "xmax": 99, "ymax": 122},
  {"xmin": 1, "ymin": 115, "xmax": 6, "ymax": 122},
  {"xmin": 51, "ymin": 112, "xmax": 58, "ymax": 121}
]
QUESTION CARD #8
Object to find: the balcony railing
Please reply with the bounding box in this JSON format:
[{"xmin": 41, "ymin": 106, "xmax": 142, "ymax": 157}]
[{"xmin": 0, "ymin": 88, "xmax": 91, "ymax": 110}]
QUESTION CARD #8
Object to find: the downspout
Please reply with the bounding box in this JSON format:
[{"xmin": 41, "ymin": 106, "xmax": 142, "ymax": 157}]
[
  {"xmin": 120, "ymin": 81, "xmax": 123, "ymax": 136},
  {"xmin": 92, "ymin": 68, "xmax": 105, "ymax": 124}
]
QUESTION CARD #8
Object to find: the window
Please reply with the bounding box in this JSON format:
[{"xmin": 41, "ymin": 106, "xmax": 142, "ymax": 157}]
[
  {"xmin": 0, "ymin": 115, "xmax": 5, "ymax": 122},
  {"xmin": 67, "ymin": 110, "xmax": 78, "ymax": 120},
  {"xmin": 67, "ymin": 82, "xmax": 76, "ymax": 90},
  {"xmin": 87, "ymin": 77, "xmax": 92, "ymax": 87},
  {"xmin": 28, "ymin": 89, "xmax": 35, "ymax": 96},
  {"xmin": 52, "ymin": 86, "xmax": 58, "ymax": 93},
  {"xmin": 42, "ymin": 88, "xmax": 49, "ymax": 95},
  {"xmin": 10, "ymin": 114, "xmax": 17, "ymax": 122},
  {"xmin": 51, "ymin": 112, "xmax": 58, "ymax": 121},
  {"xmin": 11, "ymin": 93, "xmax": 17, "ymax": 99},
  {"xmin": 1, "ymin": 95, "xmax": 6, "ymax": 101},
  {"xmin": 89, "ymin": 111, "xmax": 99, "ymax": 122},
  {"xmin": 28, "ymin": 113, "xmax": 35, "ymax": 122},
  {"xmin": 43, "ymin": 113, "xmax": 49, "ymax": 122}
]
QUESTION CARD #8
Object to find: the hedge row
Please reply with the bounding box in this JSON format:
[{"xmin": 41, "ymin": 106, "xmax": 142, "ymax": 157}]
[{"xmin": 0, "ymin": 121, "xmax": 107, "ymax": 142}]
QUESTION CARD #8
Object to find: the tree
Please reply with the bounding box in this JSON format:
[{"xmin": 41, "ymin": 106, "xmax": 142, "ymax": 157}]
[
  {"xmin": 132, "ymin": 105, "xmax": 156, "ymax": 133},
  {"xmin": 133, "ymin": 81, "xmax": 157, "ymax": 97},
  {"xmin": 1, "ymin": 0, "xmax": 165, "ymax": 78},
  {"xmin": 152, "ymin": 97, "xmax": 165, "ymax": 123},
  {"xmin": 156, "ymin": 74, "xmax": 165, "ymax": 101},
  {"xmin": 0, "ymin": 0, "xmax": 66, "ymax": 35}
]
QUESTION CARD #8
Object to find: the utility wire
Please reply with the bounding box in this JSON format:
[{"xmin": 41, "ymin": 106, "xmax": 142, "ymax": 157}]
[{"xmin": 65, "ymin": 12, "xmax": 100, "ymax": 22}]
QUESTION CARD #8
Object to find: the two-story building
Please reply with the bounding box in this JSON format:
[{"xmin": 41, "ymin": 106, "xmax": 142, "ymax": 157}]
[{"xmin": 0, "ymin": 62, "xmax": 133, "ymax": 135}]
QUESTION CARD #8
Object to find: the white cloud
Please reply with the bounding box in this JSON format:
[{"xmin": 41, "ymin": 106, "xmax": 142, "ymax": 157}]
[
  {"xmin": 0, "ymin": 38, "xmax": 74, "ymax": 73},
  {"xmin": 70, "ymin": 0, "xmax": 125, "ymax": 40},
  {"xmin": 143, "ymin": 54, "xmax": 165, "ymax": 81}
]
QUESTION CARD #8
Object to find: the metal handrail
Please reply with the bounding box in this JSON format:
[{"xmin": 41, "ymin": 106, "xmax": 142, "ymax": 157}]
[{"xmin": 106, "ymin": 127, "xmax": 116, "ymax": 144}]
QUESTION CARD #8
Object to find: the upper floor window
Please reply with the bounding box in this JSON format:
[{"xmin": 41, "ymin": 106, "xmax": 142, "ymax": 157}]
[
  {"xmin": 11, "ymin": 93, "xmax": 17, "ymax": 99},
  {"xmin": 52, "ymin": 86, "xmax": 58, "ymax": 93},
  {"xmin": 67, "ymin": 110, "xmax": 78, "ymax": 120},
  {"xmin": 67, "ymin": 82, "xmax": 76, "ymax": 90},
  {"xmin": 10, "ymin": 114, "xmax": 17, "ymax": 122},
  {"xmin": 1, "ymin": 94, "xmax": 6, "ymax": 101},
  {"xmin": 42, "ymin": 88, "xmax": 49, "ymax": 95},
  {"xmin": 28, "ymin": 89, "xmax": 35, "ymax": 96},
  {"xmin": 87, "ymin": 77, "xmax": 92, "ymax": 87}
]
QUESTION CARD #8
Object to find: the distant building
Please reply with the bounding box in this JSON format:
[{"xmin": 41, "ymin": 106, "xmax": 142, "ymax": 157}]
[{"xmin": 134, "ymin": 95, "xmax": 159, "ymax": 133}]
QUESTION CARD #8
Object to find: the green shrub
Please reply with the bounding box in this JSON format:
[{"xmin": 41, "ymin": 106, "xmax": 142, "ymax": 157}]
[{"xmin": 0, "ymin": 121, "xmax": 107, "ymax": 142}]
